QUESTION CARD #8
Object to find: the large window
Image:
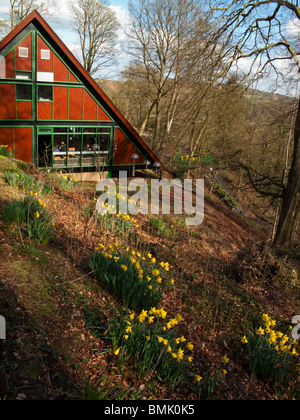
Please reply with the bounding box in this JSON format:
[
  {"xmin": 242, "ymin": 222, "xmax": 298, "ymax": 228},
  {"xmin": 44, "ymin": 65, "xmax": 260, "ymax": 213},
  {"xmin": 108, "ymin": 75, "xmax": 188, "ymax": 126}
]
[{"xmin": 38, "ymin": 126, "xmax": 111, "ymax": 169}]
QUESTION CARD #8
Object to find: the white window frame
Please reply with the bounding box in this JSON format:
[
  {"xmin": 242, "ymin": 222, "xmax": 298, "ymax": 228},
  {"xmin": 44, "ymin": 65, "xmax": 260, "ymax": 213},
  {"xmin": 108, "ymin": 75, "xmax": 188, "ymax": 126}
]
[
  {"xmin": 41, "ymin": 49, "xmax": 51, "ymax": 60},
  {"xmin": 19, "ymin": 47, "xmax": 29, "ymax": 58}
]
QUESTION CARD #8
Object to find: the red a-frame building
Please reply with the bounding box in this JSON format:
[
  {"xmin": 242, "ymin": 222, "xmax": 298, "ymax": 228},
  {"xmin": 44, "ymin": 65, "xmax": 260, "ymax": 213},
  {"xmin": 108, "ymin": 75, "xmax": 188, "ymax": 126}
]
[{"xmin": 0, "ymin": 10, "xmax": 161, "ymax": 176}]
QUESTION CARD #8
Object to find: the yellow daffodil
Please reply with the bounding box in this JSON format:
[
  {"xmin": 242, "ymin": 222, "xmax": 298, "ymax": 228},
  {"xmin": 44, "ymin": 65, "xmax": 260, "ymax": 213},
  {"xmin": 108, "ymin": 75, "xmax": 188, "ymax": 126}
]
[
  {"xmin": 176, "ymin": 314, "xmax": 183, "ymax": 323},
  {"xmin": 241, "ymin": 336, "xmax": 248, "ymax": 344},
  {"xmin": 222, "ymin": 355, "xmax": 230, "ymax": 364},
  {"xmin": 256, "ymin": 327, "xmax": 265, "ymax": 336},
  {"xmin": 177, "ymin": 348, "xmax": 184, "ymax": 361},
  {"xmin": 186, "ymin": 342, "xmax": 194, "ymax": 350}
]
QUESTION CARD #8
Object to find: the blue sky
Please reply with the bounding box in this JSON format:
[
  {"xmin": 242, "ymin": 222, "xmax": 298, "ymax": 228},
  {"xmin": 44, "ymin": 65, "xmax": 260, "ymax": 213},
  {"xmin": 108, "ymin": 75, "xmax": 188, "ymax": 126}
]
[{"xmin": 1, "ymin": 0, "xmax": 300, "ymax": 92}]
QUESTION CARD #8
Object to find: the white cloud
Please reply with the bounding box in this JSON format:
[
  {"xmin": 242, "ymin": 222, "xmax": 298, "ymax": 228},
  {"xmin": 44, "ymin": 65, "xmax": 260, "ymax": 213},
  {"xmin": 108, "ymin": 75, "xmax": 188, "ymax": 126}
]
[{"xmin": 286, "ymin": 18, "xmax": 300, "ymax": 38}]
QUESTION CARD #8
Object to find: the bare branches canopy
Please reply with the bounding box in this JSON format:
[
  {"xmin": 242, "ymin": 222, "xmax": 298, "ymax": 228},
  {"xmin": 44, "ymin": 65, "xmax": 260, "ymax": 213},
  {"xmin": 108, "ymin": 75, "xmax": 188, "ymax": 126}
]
[{"xmin": 70, "ymin": 0, "xmax": 120, "ymax": 76}]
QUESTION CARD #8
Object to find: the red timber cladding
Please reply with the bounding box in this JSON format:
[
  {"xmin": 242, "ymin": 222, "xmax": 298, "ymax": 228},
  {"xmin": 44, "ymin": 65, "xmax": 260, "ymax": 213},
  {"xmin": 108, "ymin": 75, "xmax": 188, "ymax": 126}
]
[
  {"xmin": 98, "ymin": 105, "xmax": 112, "ymax": 122},
  {"xmin": 83, "ymin": 90, "xmax": 97, "ymax": 121},
  {"xmin": 113, "ymin": 128, "xmax": 127, "ymax": 165},
  {"xmin": 69, "ymin": 73, "xmax": 79, "ymax": 83},
  {"xmin": 0, "ymin": 128, "xmax": 13, "ymax": 152},
  {"xmin": 38, "ymin": 101, "xmax": 53, "ymax": 120},
  {"xmin": 37, "ymin": 35, "xmax": 53, "ymax": 72},
  {"xmin": 0, "ymin": 84, "xmax": 15, "ymax": 119},
  {"xmin": 14, "ymin": 127, "xmax": 32, "ymax": 162},
  {"xmin": 54, "ymin": 54, "xmax": 69, "ymax": 82},
  {"xmin": 126, "ymin": 140, "xmax": 144, "ymax": 165},
  {"xmin": 15, "ymin": 33, "xmax": 32, "ymax": 71},
  {"xmin": 5, "ymin": 50, "xmax": 15, "ymax": 78},
  {"xmin": 17, "ymin": 101, "xmax": 32, "ymax": 120},
  {"xmin": 69, "ymin": 87, "xmax": 83, "ymax": 120},
  {"xmin": 54, "ymin": 86, "xmax": 68, "ymax": 120}
]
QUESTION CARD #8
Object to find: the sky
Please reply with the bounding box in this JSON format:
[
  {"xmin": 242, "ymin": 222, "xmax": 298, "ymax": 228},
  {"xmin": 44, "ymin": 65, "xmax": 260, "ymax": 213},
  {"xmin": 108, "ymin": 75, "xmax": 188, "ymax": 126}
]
[
  {"xmin": 0, "ymin": 0, "xmax": 131, "ymax": 79},
  {"xmin": 1, "ymin": 0, "xmax": 300, "ymax": 94}
]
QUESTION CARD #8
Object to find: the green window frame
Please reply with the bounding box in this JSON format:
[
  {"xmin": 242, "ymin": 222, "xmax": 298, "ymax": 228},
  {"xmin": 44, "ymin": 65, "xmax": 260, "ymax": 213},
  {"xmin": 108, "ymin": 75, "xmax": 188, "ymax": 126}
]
[{"xmin": 37, "ymin": 126, "xmax": 111, "ymax": 169}]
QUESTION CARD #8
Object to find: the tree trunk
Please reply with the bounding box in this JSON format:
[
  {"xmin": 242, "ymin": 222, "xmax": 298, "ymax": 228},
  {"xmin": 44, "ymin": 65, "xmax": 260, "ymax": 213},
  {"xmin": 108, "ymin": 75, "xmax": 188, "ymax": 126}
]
[{"xmin": 274, "ymin": 99, "xmax": 300, "ymax": 248}]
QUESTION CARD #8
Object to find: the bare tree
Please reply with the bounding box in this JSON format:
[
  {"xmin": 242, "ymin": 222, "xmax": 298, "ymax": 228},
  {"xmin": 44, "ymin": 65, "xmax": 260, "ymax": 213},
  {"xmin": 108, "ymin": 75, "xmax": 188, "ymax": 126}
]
[
  {"xmin": 210, "ymin": 0, "xmax": 300, "ymax": 248},
  {"xmin": 126, "ymin": 0, "xmax": 211, "ymax": 150},
  {"xmin": 9, "ymin": 0, "xmax": 58, "ymax": 30},
  {"xmin": 70, "ymin": 0, "xmax": 120, "ymax": 76},
  {"xmin": 0, "ymin": 19, "xmax": 9, "ymax": 39}
]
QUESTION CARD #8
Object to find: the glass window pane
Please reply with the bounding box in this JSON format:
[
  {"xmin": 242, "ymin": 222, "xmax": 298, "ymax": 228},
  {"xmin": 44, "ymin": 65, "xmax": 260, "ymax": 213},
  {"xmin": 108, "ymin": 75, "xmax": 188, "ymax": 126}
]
[
  {"xmin": 53, "ymin": 134, "xmax": 68, "ymax": 151},
  {"xmin": 38, "ymin": 128, "xmax": 52, "ymax": 134},
  {"xmin": 98, "ymin": 127, "xmax": 110, "ymax": 134},
  {"xmin": 54, "ymin": 127, "xmax": 68, "ymax": 133},
  {"xmin": 16, "ymin": 84, "xmax": 32, "ymax": 100},
  {"xmin": 38, "ymin": 85, "xmax": 53, "ymax": 101},
  {"xmin": 82, "ymin": 133, "xmax": 98, "ymax": 166},
  {"xmin": 83, "ymin": 127, "xmax": 97, "ymax": 134},
  {"xmin": 16, "ymin": 71, "xmax": 32, "ymax": 80},
  {"xmin": 97, "ymin": 134, "xmax": 110, "ymax": 151},
  {"xmin": 53, "ymin": 134, "xmax": 67, "ymax": 168},
  {"xmin": 68, "ymin": 130, "xmax": 82, "ymax": 167}
]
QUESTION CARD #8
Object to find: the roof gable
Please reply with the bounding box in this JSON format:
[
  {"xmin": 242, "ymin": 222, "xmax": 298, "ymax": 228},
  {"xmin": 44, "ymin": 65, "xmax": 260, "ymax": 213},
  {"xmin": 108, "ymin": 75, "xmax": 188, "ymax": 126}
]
[{"xmin": 0, "ymin": 10, "xmax": 162, "ymax": 167}]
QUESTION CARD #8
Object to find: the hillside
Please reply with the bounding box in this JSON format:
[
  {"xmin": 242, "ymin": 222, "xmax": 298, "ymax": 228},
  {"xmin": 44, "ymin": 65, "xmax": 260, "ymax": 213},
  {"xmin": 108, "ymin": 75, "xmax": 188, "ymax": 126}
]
[{"xmin": 0, "ymin": 155, "xmax": 299, "ymax": 400}]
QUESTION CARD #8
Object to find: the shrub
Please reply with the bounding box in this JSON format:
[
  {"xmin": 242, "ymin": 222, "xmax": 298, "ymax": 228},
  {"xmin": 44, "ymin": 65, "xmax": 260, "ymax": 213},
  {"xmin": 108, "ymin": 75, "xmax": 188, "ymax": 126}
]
[
  {"xmin": 214, "ymin": 183, "xmax": 227, "ymax": 198},
  {"xmin": 227, "ymin": 196, "xmax": 237, "ymax": 208},
  {"xmin": 108, "ymin": 307, "xmax": 192, "ymax": 388},
  {"xmin": 90, "ymin": 244, "xmax": 170, "ymax": 310}
]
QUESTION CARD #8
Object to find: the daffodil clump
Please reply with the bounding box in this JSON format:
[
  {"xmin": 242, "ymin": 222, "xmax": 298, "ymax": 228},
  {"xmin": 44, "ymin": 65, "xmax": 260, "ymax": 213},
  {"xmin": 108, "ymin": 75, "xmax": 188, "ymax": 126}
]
[
  {"xmin": 191, "ymin": 355, "xmax": 230, "ymax": 400},
  {"xmin": 0, "ymin": 145, "xmax": 12, "ymax": 157},
  {"xmin": 108, "ymin": 307, "xmax": 193, "ymax": 388},
  {"xmin": 98, "ymin": 210, "xmax": 139, "ymax": 235},
  {"xmin": 95, "ymin": 189, "xmax": 140, "ymax": 234},
  {"xmin": 2, "ymin": 194, "xmax": 55, "ymax": 245},
  {"xmin": 241, "ymin": 313, "xmax": 299, "ymax": 384},
  {"xmin": 90, "ymin": 244, "xmax": 173, "ymax": 310},
  {"xmin": 3, "ymin": 170, "xmax": 54, "ymax": 196},
  {"xmin": 149, "ymin": 217, "xmax": 178, "ymax": 240}
]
